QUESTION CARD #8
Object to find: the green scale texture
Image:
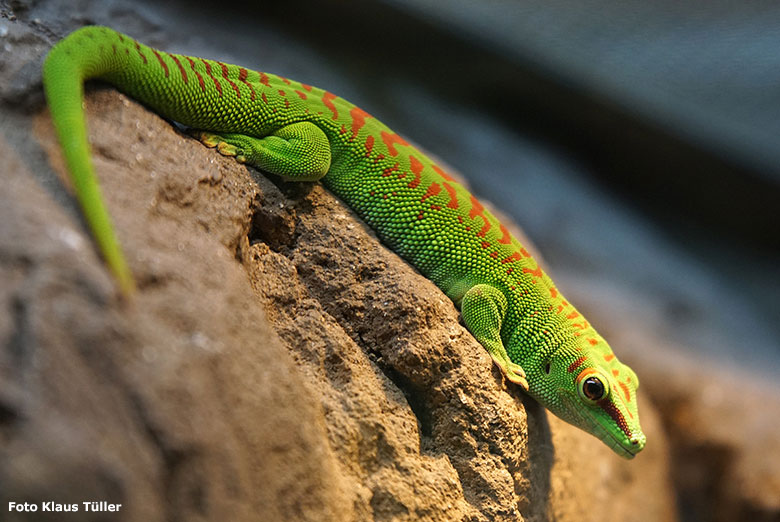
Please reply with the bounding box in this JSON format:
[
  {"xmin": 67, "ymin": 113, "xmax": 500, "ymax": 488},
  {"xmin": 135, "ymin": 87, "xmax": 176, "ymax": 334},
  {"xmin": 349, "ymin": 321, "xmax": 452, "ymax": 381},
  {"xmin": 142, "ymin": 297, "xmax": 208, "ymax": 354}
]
[{"xmin": 43, "ymin": 26, "xmax": 645, "ymax": 458}]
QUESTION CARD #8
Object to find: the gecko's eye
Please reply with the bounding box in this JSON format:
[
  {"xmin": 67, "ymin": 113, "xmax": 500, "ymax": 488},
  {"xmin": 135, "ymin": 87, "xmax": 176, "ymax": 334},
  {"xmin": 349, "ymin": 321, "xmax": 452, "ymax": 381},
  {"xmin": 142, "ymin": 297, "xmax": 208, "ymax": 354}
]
[
  {"xmin": 582, "ymin": 377, "xmax": 605, "ymax": 400},
  {"xmin": 575, "ymin": 369, "xmax": 609, "ymax": 402}
]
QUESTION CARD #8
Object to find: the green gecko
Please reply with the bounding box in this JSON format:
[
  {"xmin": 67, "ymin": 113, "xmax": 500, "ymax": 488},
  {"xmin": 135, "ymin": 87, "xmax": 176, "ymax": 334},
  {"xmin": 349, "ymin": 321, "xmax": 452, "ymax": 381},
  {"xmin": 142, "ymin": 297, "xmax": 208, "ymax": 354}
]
[{"xmin": 43, "ymin": 26, "xmax": 645, "ymax": 458}]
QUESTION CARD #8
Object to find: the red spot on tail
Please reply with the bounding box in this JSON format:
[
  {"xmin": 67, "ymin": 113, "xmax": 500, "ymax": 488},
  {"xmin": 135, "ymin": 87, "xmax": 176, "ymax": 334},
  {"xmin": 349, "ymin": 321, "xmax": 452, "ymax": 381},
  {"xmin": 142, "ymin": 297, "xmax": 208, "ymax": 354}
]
[
  {"xmin": 322, "ymin": 92, "xmax": 338, "ymax": 120},
  {"xmin": 365, "ymin": 135, "xmax": 375, "ymax": 156},
  {"xmin": 432, "ymin": 164, "xmax": 457, "ymax": 182},
  {"xmin": 381, "ymin": 131, "xmax": 409, "ymax": 156},
  {"xmin": 169, "ymin": 54, "xmax": 188, "ymax": 84},
  {"xmin": 349, "ymin": 107, "xmax": 371, "ymax": 140},
  {"xmin": 408, "ymin": 155, "xmax": 424, "ymax": 189},
  {"xmin": 186, "ymin": 57, "xmax": 205, "ymax": 92},
  {"xmin": 152, "ymin": 49, "xmax": 169, "ymax": 77},
  {"xmin": 442, "ymin": 182, "xmax": 459, "ymax": 209},
  {"xmin": 567, "ymin": 356, "xmax": 587, "ymax": 373},
  {"xmin": 498, "ymin": 224, "xmax": 511, "ymax": 244},
  {"xmin": 421, "ymin": 182, "xmax": 441, "ymax": 202},
  {"xmin": 134, "ymin": 41, "xmax": 147, "ymax": 64},
  {"xmin": 219, "ymin": 62, "xmax": 241, "ymax": 98},
  {"xmin": 238, "ymin": 68, "xmax": 256, "ymax": 100},
  {"xmin": 523, "ymin": 266, "xmax": 543, "ymax": 278},
  {"xmin": 200, "ymin": 59, "xmax": 223, "ymax": 96}
]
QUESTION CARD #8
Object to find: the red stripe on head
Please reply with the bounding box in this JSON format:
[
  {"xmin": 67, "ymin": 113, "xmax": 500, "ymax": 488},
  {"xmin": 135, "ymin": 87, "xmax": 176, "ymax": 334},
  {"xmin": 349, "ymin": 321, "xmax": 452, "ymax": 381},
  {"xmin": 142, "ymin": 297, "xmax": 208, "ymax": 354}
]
[
  {"xmin": 598, "ymin": 399, "xmax": 633, "ymax": 439},
  {"xmin": 567, "ymin": 356, "xmax": 587, "ymax": 373}
]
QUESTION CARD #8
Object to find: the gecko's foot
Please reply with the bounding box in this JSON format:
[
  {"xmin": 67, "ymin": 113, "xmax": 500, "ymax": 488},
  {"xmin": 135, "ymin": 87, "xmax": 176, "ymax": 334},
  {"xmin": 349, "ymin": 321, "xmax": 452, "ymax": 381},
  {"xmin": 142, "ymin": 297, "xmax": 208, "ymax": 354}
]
[
  {"xmin": 491, "ymin": 355, "xmax": 530, "ymax": 391},
  {"xmin": 190, "ymin": 130, "xmax": 248, "ymax": 163}
]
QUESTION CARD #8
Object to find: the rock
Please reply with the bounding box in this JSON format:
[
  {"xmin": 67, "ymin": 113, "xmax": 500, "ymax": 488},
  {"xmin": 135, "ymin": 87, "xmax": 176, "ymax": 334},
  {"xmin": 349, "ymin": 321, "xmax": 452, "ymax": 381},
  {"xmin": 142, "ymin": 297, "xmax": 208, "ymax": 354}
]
[{"xmin": 0, "ymin": 14, "xmax": 677, "ymax": 522}]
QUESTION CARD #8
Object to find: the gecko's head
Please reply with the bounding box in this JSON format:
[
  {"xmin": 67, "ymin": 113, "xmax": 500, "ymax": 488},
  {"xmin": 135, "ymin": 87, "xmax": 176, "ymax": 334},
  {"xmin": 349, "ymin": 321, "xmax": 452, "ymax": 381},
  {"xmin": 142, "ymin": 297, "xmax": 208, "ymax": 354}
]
[{"xmin": 530, "ymin": 342, "xmax": 646, "ymax": 458}]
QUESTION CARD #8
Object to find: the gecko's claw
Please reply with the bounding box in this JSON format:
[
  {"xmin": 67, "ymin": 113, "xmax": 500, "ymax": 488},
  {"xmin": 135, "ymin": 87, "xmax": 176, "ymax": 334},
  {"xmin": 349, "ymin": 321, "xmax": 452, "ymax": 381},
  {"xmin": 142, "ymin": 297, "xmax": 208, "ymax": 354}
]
[{"xmin": 491, "ymin": 355, "xmax": 530, "ymax": 391}]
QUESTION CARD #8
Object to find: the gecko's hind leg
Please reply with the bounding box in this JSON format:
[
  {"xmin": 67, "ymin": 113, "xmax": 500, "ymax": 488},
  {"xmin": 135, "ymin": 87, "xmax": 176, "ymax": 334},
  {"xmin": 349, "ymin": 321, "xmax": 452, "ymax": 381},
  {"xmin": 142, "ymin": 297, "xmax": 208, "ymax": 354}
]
[{"xmin": 191, "ymin": 121, "xmax": 331, "ymax": 181}]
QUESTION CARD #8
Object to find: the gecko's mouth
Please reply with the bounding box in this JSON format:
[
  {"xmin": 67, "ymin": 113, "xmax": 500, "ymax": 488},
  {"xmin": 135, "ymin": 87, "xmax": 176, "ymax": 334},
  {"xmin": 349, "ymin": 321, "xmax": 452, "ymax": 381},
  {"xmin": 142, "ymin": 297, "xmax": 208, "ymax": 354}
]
[{"xmin": 559, "ymin": 393, "xmax": 644, "ymax": 458}]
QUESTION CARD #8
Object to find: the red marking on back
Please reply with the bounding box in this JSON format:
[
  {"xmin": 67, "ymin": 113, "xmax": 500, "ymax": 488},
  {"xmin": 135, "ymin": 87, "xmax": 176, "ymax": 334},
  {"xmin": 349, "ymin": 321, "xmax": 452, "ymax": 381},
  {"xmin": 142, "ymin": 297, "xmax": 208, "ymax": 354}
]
[
  {"xmin": 284, "ymin": 99, "xmax": 290, "ymax": 108},
  {"xmin": 381, "ymin": 131, "xmax": 409, "ymax": 156},
  {"xmin": 421, "ymin": 182, "xmax": 441, "ymax": 201},
  {"xmin": 365, "ymin": 135, "xmax": 375, "ymax": 156},
  {"xmin": 152, "ymin": 49, "xmax": 169, "ymax": 77},
  {"xmin": 431, "ymin": 164, "xmax": 457, "ymax": 182},
  {"xmin": 169, "ymin": 54, "xmax": 187, "ymax": 83},
  {"xmin": 498, "ymin": 224, "xmax": 511, "ymax": 244},
  {"xmin": 408, "ymin": 155, "xmax": 424, "ymax": 189},
  {"xmin": 278, "ymin": 89, "xmax": 287, "ymax": 97},
  {"xmin": 442, "ymin": 182, "xmax": 459, "ymax": 209},
  {"xmin": 295, "ymin": 90, "xmax": 307, "ymax": 100},
  {"xmin": 604, "ymin": 354, "xmax": 615, "ymax": 362},
  {"xmin": 567, "ymin": 356, "xmax": 587, "ymax": 373},
  {"xmin": 349, "ymin": 107, "xmax": 371, "ymax": 140},
  {"xmin": 468, "ymin": 195, "xmax": 492, "ymax": 237},
  {"xmin": 506, "ymin": 268, "xmax": 514, "ymax": 274},
  {"xmin": 322, "ymin": 92, "xmax": 338, "ymax": 119},
  {"xmin": 567, "ymin": 311, "xmax": 580, "ymax": 320},
  {"xmin": 501, "ymin": 252, "xmax": 522, "ymax": 264},
  {"xmin": 259, "ymin": 72, "xmax": 272, "ymax": 88},
  {"xmin": 280, "ymin": 76, "xmax": 292, "ymax": 85},
  {"xmin": 118, "ymin": 34, "xmax": 125, "ymax": 43},
  {"xmin": 301, "ymin": 83, "xmax": 313, "ymax": 91},
  {"xmin": 218, "ymin": 62, "xmax": 241, "ymax": 98},
  {"xmin": 612, "ymin": 369, "xmax": 620, "ymax": 377},
  {"xmin": 382, "ymin": 163, "xmax": 400, "ymax": 177},
  {"xmin": 200, "ymin": 59, "xmax": 223, "ymax": 96},
  {"xmin": 134, "ymin": 41, "xmax": 147, "ymax": 64},
  {"xmin": 480, "ymin": 241, "xmax": 490, "ymax": 249},
  {"xmin": 588, "ymin": 338, "xmax": 598, "ymax": 346},
  {"xmin": 339, "ymin": 124, "xmax": 347, "ymax": 135},
  {"xmin": 523, "ymin": 266, "xmax": 543, "ymax": 278},
  {"xmin": 490, "ymin": 251, "xmax": 499, "ymax": 258},
  {"xmin": 237, "ymin": 68, "xmax": 256, "ymax": 100},
  {"xmin": 112, "ymin": 44, "xmax": 117, "ymax": 55},
  {"xmin": 550, "ymin": 287, "xmax": 558, "ymax": 298},
  {"xmin": 186, "ymin": 57, "xmax": 205, "ymax": 92},
  {"xmin": 261, "ymin": 92, "xmax": 269, "ymax": 105},
  {"xmin": 557, "ymin": 305, "xmax": 563, "ymax": 313}
]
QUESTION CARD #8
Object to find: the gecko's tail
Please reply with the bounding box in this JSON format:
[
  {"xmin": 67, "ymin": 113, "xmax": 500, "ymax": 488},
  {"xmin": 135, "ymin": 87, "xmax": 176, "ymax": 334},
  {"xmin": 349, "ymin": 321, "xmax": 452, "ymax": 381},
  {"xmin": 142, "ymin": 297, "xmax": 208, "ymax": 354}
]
[{"xmin": 43, "ymin": 26, "xmax": 140, "ymax": 294}]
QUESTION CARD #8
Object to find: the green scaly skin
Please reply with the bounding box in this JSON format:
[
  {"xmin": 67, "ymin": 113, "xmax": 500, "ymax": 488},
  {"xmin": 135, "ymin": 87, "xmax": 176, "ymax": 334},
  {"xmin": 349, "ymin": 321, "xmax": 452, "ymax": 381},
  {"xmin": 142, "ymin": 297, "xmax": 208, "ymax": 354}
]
[{"xmin": 43, "ymin": 26, "xmax": 645, "ymax": 458}]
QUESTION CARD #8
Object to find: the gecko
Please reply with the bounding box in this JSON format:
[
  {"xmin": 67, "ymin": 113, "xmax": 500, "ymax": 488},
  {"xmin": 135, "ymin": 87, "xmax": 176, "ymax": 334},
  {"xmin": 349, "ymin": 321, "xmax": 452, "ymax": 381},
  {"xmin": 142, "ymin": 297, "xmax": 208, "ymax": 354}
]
[{"xmin": 42, "ymin": 26, "xmax": 645, "ymax": 458}]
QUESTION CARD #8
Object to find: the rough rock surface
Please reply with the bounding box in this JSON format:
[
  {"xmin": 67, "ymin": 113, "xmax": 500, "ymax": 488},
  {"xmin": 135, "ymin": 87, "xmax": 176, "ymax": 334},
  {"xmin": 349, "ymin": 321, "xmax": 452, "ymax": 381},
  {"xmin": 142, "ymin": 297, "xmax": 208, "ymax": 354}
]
[{"xmin": 0, "ymin": 66, "xmax": 677, "ymax": 521}]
